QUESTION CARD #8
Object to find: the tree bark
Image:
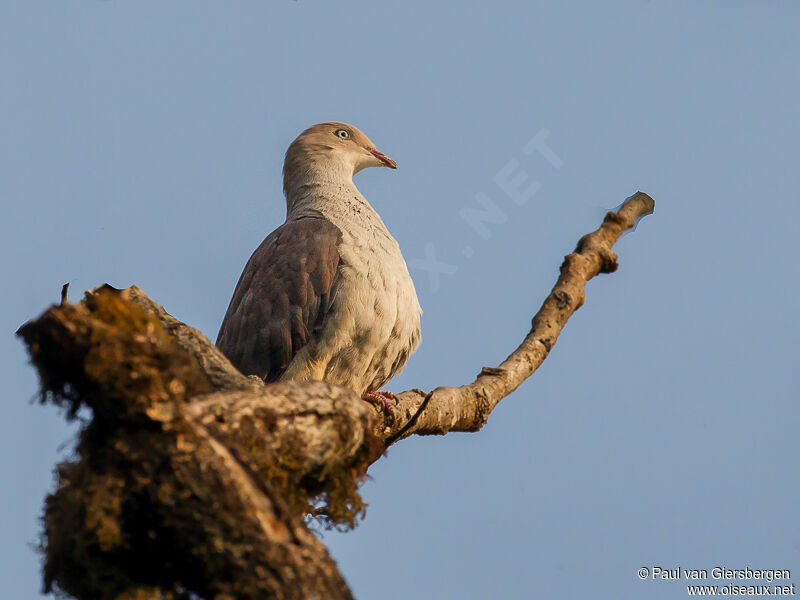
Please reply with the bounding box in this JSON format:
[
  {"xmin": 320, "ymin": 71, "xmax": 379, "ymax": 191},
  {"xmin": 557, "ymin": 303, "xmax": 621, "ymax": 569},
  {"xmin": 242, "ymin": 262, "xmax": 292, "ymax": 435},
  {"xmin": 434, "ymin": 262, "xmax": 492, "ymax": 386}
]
[{"xmin": 17, "ymin": 192, "xmax": 653, "ymax": 599}]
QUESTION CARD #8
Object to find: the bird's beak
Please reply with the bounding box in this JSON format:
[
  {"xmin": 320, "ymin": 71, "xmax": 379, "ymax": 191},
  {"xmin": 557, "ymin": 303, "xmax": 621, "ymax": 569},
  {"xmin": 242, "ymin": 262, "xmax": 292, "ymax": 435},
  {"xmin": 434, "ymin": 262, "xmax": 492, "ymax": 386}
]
[{"xmin": 370, "ymin": 148, "xmax": 397, "ymax": 169}]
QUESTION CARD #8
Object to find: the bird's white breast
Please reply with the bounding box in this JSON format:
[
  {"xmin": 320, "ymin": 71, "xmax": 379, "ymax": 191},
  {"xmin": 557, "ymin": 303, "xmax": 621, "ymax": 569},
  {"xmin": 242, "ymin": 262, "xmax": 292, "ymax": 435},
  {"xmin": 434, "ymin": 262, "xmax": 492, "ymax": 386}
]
[{"xmin": 283, "ymin": 184, "xmax": 421, "ymax": 393}]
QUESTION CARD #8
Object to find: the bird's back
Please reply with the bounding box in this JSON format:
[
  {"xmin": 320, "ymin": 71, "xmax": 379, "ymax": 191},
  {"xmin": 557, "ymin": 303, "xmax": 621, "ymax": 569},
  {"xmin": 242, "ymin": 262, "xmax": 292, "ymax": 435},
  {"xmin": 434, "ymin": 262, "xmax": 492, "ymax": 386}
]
[{"xmin": 216, "ymin": 214, "xmax": 342, "ymax": 381}]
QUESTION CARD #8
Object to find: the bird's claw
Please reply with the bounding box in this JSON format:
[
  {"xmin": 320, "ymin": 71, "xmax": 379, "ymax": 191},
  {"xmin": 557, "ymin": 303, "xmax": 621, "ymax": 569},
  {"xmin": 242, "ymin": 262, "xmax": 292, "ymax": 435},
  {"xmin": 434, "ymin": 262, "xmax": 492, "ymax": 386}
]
[{"xmin": 361, "ymin": 391, "xmax": 397, "ymax": 423}]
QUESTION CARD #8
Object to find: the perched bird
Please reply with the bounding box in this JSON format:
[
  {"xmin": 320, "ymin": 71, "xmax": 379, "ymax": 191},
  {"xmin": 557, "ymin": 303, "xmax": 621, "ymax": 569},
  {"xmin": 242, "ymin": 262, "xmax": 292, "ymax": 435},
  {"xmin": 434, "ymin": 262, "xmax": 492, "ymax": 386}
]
[{"xmin": 216, "ymin": 122, "xmax": 421, "ymax": 414}]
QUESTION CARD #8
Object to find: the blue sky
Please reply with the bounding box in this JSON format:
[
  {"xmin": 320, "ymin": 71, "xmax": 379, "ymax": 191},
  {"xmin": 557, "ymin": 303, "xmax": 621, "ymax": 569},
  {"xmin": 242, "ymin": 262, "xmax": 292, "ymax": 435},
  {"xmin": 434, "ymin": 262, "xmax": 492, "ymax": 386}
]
[{"xmin": 2, "ymin": 2, "xmax": 798, "ymax": 598}]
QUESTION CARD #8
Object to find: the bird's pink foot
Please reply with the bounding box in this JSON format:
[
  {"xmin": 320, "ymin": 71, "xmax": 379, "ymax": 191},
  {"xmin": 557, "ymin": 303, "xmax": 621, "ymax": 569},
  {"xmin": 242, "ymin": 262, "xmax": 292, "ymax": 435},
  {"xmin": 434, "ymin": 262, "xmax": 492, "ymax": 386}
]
[{"xmin": 362, "ymin": 390, "xmax": 397, "ymax": 422}]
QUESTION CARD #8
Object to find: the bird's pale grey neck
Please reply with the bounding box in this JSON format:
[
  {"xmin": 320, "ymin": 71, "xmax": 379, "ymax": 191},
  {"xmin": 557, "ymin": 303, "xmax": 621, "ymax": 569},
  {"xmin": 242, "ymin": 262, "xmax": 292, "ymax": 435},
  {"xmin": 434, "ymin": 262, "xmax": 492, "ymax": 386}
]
[
  {"xmin": 287, "ymin": 179, "xmax": 385, "ymax": 228},
  {"xmin": 284, "ymin": 163, "xmax": 379, "ymax": 220},
  {"xmin": 283, "ymin": 150, "xmax": 353, "ymax": 202},
  {"xmin": 282, "ymin": 152, "xmax": 395, "ymax": 245}
]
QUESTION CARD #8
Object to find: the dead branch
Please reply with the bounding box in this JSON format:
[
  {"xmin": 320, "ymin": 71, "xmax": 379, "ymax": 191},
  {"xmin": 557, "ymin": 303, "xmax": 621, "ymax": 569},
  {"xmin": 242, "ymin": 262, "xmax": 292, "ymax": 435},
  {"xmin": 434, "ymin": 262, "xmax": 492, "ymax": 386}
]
[
  {"xmin": 16, "ymin": 192, "xmax": 653, "ymax": 599},
  {"xmin": 384, "ymin": 191, "xmax": 654, "ymax": 442}
]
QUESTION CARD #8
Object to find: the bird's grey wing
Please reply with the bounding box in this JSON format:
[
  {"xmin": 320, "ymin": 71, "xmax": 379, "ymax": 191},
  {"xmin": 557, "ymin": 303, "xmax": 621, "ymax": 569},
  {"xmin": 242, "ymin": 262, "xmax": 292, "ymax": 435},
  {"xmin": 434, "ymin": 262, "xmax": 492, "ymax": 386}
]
[{"xmin": 216, "ymin": 215, "xmax": 342, "ymax": 381}]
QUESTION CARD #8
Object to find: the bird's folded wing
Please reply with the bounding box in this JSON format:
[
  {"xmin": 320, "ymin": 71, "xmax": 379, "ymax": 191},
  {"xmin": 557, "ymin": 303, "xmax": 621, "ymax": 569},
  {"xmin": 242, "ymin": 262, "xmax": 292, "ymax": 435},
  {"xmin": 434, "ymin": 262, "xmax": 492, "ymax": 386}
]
[{"xmin": 216, "ymin": 215, "xmax": 342, "ymax": 381}]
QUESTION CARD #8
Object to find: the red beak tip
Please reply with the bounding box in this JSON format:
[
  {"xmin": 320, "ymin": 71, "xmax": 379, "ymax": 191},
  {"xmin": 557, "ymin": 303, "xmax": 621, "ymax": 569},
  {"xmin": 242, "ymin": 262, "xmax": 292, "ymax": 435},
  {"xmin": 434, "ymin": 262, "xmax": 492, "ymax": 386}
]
[{"xmin": 371, "ymin": 149, "xmax": 397, "ymax": 169}]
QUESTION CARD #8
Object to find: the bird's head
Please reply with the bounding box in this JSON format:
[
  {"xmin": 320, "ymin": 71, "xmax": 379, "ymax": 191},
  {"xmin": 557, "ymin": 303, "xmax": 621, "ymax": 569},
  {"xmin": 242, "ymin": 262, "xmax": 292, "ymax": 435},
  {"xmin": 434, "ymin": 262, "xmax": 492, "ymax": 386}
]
[{"xmin": 283, "ymin": 121, "xmax": 396, "ymax": 196}]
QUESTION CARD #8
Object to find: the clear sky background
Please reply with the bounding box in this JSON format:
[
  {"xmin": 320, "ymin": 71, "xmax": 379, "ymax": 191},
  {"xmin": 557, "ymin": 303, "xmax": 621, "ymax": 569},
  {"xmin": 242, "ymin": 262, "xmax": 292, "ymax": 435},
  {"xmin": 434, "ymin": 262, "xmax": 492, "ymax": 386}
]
[{"xmin": 2, "ymin": 2, "xmax": 798, "ymax": 598}]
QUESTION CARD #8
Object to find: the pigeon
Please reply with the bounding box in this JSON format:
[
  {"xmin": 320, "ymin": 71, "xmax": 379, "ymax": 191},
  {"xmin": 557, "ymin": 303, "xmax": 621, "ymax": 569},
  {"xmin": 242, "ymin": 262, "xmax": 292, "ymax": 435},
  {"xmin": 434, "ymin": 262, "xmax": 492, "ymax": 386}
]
[{"xmin": 216, "ymin": 122, "xmax": 422, "ymax": 414}]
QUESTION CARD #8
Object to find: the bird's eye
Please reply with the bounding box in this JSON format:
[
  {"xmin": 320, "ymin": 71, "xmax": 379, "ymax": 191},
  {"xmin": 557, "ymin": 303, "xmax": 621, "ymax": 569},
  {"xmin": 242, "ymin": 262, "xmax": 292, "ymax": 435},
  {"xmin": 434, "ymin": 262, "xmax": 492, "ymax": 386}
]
[{"xmin": 334, "ymin": 129, "xmax": 351, "ymax": 140}]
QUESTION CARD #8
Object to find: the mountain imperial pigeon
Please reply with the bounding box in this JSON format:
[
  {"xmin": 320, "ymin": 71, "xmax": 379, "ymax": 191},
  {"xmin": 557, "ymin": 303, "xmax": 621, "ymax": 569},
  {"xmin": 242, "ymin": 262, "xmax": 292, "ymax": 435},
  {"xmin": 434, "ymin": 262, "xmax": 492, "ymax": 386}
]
[{"xmin": 216, "ymin": 122, "xmax": 422, "ymax": 414}]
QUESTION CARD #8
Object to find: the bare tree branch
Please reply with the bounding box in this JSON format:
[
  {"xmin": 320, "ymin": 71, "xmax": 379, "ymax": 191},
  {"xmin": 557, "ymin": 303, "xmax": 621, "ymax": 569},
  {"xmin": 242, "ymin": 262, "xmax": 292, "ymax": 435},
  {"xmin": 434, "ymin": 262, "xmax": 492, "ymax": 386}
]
[
  {"xmin": 16, "ymin": 192, "xmax": 653, "ymax": 599},
  {"xmin": 383, "ymin": 191, "xmax": 654, "ymax": 443}
]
